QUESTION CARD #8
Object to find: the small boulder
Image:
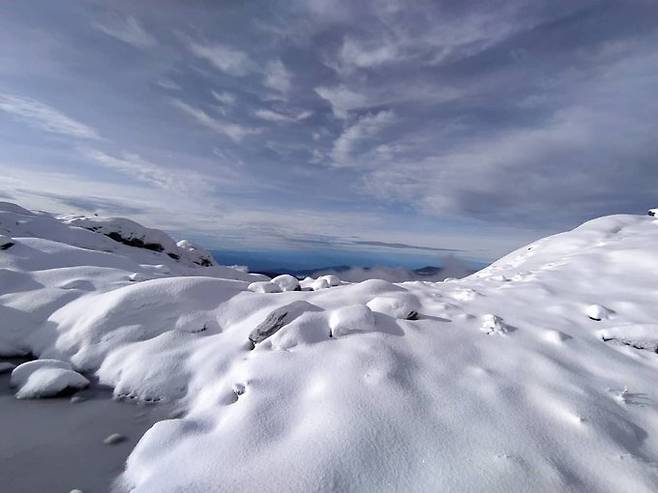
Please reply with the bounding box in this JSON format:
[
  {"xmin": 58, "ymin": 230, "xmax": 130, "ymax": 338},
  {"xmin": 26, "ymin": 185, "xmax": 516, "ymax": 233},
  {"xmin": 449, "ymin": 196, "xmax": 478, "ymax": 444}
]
[
  {"xmin": 480, "ymin": 314, "xmax": 508, "ymax": 335},
  {"xmin": 103, "ymin": 433, "xmax": 126, "ymax": 445},
  {"xmin": 10, "ymin": 359, "xmax": 89, "ymax": 399},
  {"xmin": 318, "ymin": 274, "xmax": 341, "ymax": 287},
  {"xmin": 585, "ymin": 304, "xmax": 612, "ymax": 321},
  {"xmin": 0, "ymin": 234, "xmax": 15, "ymax": 250},
  {"xmin": 249, "ymin": 301, "xmax": 317, "ymax": 344},
  {"xmin": 367, "ymin": 294, "xmax": 420, "ymax": 320},
  {"xmin": 310, "ymin": 278, "xmax": 330, "ymax": 291},
  {"xmin": 329, "ymin": 305, "xmax": 376, "ymax": 337},
  {"xmin": 271, "ymin": 274, "xmax": 301, "ymax": 292},
  {"xmin": 247, "ymin": 281, "xmax": 282, "ymax": 293}
]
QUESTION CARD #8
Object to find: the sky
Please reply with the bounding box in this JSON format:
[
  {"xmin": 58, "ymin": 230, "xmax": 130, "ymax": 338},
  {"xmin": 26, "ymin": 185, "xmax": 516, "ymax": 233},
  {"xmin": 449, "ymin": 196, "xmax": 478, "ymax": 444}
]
[{"xmin": 1, "ymin": 0, "xmax": 657, "ymax": 266}]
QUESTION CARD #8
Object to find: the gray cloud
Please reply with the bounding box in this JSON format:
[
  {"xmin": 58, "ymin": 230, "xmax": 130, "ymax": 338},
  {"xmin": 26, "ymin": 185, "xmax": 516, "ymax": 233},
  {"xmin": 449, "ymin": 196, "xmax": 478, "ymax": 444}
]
[{"xmin": 0, "ymin": 0, "xmax": 656, "ymax": 259}]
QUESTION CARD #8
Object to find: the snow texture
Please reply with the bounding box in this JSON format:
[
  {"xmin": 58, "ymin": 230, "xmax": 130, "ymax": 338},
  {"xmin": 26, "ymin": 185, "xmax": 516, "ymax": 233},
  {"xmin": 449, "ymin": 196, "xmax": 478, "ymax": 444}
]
[{"xmin": 2, "ymin": 201, "xmax": 658, "ymax": 492}]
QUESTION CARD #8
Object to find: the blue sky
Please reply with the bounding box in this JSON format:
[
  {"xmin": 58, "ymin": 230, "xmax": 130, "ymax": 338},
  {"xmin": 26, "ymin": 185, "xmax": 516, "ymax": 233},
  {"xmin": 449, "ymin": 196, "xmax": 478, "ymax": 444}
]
[{"xmin": 1, "ymin": 0, "xmax": 657, "ymax": 264}]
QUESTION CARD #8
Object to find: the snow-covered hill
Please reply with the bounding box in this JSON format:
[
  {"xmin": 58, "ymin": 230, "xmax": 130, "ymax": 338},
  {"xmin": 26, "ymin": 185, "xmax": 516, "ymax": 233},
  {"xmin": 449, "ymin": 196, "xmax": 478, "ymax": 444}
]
[{"xmin": 2, "ymin": 202, "xmax": 658, "ymax": 492}]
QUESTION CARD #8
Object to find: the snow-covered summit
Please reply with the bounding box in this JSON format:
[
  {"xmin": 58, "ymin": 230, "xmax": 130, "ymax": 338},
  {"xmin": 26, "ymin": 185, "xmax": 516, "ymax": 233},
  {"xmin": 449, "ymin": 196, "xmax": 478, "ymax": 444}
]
[
  {"xmin": 2, "ymin": 203, "xmax": 658, "ymax": 492},
  {"xmin": 0, "ymin": 201, "xmax": 216, "ymax": 268}
]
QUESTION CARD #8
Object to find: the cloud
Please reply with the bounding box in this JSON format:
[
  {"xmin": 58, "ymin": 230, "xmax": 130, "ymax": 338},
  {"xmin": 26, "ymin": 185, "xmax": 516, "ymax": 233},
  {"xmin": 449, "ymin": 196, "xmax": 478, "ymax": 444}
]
[
  {"xmin": 93, "ymin": 16, "xmax": 155, "ymax": 49},
  {"xmin": 336, "ymin": 37, "xmax": 400, "ymax": 71},
  {"xmin": 81, "ymin": 148, "xmax": 214, "ymax": 194},
  {"xmin": 188, "ymin": 42, "xmax": 254, "ymax": 76},
  {"xmin": 263, "ymin": 59, "xmax": 292, "ymax": 94},
  {"xmin": 0, "ymin": 93, "xmax": 100, "ymax": 140},
  {"xmin": 212, "ymin": 91, "xmax": 236, "ymax": 105},
  {"xmin": 313, "ymin": 261, "xmax": 475, "ymax": 283},
  {"xmin": 331, "ymin": 110, "xmax": 396, "ymax": 166},
  {"xmin": 351, "ymin": 240, "xmax": 458, "ymax": 253},
  {"xmin": 156, "ymin": 79, "xmax": 182, "ymax": 91},
  {"xmin": 314, "ymin": 85, "xmax": 368, "ymax": 119},
  {"xmin": 254, "ymin": 108, "xmax": 312, "ymax": 123},
  {"xmin": 171, "ymin": 99, "xmax": 260, "ymax": 142}
]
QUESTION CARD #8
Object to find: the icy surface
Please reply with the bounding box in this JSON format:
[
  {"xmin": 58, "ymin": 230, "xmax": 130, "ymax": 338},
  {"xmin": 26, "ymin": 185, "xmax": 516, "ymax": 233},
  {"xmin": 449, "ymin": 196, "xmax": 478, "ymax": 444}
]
[{"xmin": 2, "ymin": 202, "xmax": 658, "ymax": 491}]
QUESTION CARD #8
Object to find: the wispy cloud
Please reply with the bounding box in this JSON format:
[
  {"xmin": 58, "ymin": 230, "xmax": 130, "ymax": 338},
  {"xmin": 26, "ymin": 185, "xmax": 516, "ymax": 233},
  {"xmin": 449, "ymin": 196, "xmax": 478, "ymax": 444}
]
[
  {"xmin": 171, "ymin": 99, "xmax": 260, "ymax": 141},
  {"xmin": 156, "ymin": 79, "xmax": 182, "ymax": 91},
  {"xmin": 315, "ymin": 85, "xmax": 368, "ymax": 119},
  {"xmin": 263, "ymin": 59, "xmax": 292, "ymax": 94},
  {"xmin": 254, "ymin": 108, "xmax": 312, "ymax": 123},
  {"xmin": 93, "ymin": 16, "xmax": 155, "ymax": 49},
  {"xmin": 211, "ymin": 90, "xmax": 236, "ymax": 105},
  {"xmin": 188, "ymin": 42, "xmax": 254, "ymax": 76},
  {"xmin": 81, "ymin": 148, "xmax": 213, "ymax": 193},
  {"xmin": 336, "ymin": 36, "xmax": 401, "ymax": 72},
  {"xmin": 0, "ymin": 93, "xmax": 100, "ymax": 140},
  {"xmin": 331, "ymin": 110, "xmax": 396, "ymax": 166}
]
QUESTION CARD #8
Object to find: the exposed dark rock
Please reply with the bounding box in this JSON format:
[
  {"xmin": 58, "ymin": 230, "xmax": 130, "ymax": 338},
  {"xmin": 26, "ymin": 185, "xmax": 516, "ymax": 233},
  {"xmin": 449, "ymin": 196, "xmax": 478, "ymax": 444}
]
[
  {"xmin": 102, "ymin": 231, "xmax": 164, "ymax": 252},
  {"xmin": 248, "ymin": 301, "xmax": 319, "ymax": 344}
]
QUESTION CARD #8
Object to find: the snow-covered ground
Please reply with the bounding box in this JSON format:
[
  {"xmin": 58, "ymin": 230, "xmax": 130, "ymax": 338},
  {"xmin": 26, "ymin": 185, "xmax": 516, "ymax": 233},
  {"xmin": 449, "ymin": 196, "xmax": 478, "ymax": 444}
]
[{"xmin": 1, "ymin": 201, "xmax": 658, "ymax": 492}]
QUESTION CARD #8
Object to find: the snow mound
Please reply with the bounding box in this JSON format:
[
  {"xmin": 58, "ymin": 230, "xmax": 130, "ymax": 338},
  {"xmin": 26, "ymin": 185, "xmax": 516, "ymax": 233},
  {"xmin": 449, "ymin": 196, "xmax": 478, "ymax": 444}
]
[
  {"xmin": 366, "ymin": 293, "xmax": 420, "ymax": 319},
  {"xmin": 328, "ymin": 304, "xmax": 375, "ymax": 337},
  {"xmin": 10, "ymin": 359, "xmax": 89, "ymax": 399},
  {"xmin": 270, "ymin": 274, "xmax": 301, "ymax": 291},
  {"xmin": 3, "ymin": 202, "xmax": 658, "ymax": 492},
  {"xmin": 247, "ymin": 280, "xmax": 281, "ymax": 293}
]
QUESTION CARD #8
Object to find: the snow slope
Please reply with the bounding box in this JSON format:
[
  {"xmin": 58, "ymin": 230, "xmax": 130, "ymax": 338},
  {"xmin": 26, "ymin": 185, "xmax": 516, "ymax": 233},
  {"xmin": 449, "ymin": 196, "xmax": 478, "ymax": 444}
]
[{"xmin": 2, "ymin": 202, "xmax": 658, "ymax": 492}]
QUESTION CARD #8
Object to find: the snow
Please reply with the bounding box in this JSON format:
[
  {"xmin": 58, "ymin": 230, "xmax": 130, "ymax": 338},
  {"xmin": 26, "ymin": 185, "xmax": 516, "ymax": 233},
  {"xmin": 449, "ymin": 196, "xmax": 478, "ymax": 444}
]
[
  {"xmin": 270, "ymin": 274, "xmax": 300, "ymax": 291},
  {"xmin": 247, "ymin": 280, "xmax": 281, "ymax": 293},
  {"xmin": 2, "ymin": 202, "xmax": 658, "ymax": 492},
  {"xmin": 10, "ymin": 359, "xmax": 89, "ymax": 399}
]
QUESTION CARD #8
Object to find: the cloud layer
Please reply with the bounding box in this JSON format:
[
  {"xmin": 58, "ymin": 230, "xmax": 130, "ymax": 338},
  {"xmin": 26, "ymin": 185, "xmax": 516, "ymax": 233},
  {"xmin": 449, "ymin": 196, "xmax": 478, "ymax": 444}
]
[{"xmin": 0, "ymin": 0, "xmax": 656, "ymax": 261}]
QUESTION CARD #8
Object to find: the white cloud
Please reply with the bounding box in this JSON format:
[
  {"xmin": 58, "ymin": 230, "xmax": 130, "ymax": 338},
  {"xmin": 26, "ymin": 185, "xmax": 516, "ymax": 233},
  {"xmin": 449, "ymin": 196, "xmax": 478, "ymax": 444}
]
[
  {"xmin": 156, "ymin": 79, "xmax": 182, "ymax": 91},
  {"xmin": 331, "ymin": 110, "xmax": 396, "ymax": 166},
  {"xmin": 188, "ymin": 42, "xmax": 253, "ymax": 76},
  {"xmin": 337, "ymin": 37, "xmax": 400, "ymax": 71},
  {"xmin": 93, "ymin": 16, "xmax": 155, "ymax": 49},
  {"xmin": 212, "ymin": 90, "xmax": 236, "ymax": 105},
  {"xmin": 172, "ymin": 99, "xmax": 260, "ymax": 141},
  {"xmin": 0, "ymin": 93, "xmax": 100, "ymax": 140},
  {"xmin": 315, "ymin": 85, "xmax": 368, "ymax": 119},
  {"xmin": 263, "ymin": 59, "xmax": 292, "ymax": 94},
  {"xmin": 254, "ymin": 108, "xmax": 312, "ymax": 123},
  {"xmin": 81, "ymin": 148, "xmax": 213, "ymax": 194}
]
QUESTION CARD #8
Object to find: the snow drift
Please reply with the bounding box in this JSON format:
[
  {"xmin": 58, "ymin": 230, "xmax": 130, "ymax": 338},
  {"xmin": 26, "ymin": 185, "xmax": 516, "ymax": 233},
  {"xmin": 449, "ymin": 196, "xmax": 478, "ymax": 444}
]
[{"xmin": 2, "ymin": 202, "xmax": 658, "ymax": 492}]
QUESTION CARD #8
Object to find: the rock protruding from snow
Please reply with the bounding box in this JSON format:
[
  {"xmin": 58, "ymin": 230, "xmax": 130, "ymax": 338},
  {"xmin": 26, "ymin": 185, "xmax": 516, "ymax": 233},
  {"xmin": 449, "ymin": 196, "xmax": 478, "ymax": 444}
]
[
  {"xmin": 247, "ymin": 281, "xmax": 282, "ymax": 293},
  {"xmin": 599, "ymin": 324, "xmax": 658, "ymax": 352},
  {"xmin": 63, "ymin": 215, "xmax": 216, "ymax": 267},
  {"xmin": 329, "ymin": 305, "xmax": 376, "ymax": 337},
  {"xmin": 367, "ymin": 294, "xmax": 420, "ymax": 320},
  {"xmin": 648, "ymin": 208, "xmax": 657, "ymax": 217},
  {"xmin": 585, "ymin": 304, "xmax": 612, "ymax": 321},
  {"xmin": 270, "ymin": 274, "xmax": 301, "ymax": 292},
  {"xmin": 249, "ymin": 301, "xmax": 318, "ymax": 344},
  {"xmin": 104, "ymin": 433, "xmax": 127, "ymax": 445},
  {"xmin": 0, "ymin": 234, "xmax": 15, "ymax": 250},
  {"xmin": 318, "ymin": 274, "xmax": 341, "ymax": 287},
  {"xmin": 10, "ymin": 359, "xmax": 89, "ymax": 399},
  {"xmin": 480, "ymin": 314, "xmax": 508, "ymax": 335}
]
